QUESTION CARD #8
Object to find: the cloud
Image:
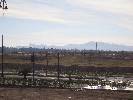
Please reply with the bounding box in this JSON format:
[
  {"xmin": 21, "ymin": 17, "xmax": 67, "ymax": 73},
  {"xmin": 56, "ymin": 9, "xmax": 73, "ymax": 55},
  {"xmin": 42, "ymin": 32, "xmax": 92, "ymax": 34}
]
[
  {"xmin": 5, "ymin": 0, "xmax": 110, "ymax": 25},
  {"xmin": 66, "ymin": 0, "xmax": 133, "ymax": 16},
  {"xmin": 6, "ymin": 0, "xmax": 68, "ymax": 24},
  {"xmin": 1, "ymin": 0, "xmax": 133, "ymax": 46},
  {"xmin": 66, "ymin": 0, "xmax": 133, "ymax": 32},
  {"xmin": 4, "ymin": 0, "xmax": 133, "ymax": 26},
  {"xmin": 114, "ymin": 16, "xmax": 133, "ymax": 32}
]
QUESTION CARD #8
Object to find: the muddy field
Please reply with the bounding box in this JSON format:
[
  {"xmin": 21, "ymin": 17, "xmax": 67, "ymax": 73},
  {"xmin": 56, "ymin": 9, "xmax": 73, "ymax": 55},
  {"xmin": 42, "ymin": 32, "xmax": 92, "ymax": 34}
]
[{"xmin": 0, "ymin": 88, "xmax": 133, "ymax": 100}]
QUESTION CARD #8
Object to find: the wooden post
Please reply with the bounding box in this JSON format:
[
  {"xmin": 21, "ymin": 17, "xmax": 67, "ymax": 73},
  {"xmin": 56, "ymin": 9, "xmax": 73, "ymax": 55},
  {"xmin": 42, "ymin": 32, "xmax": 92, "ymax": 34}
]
[
  {"xmin": 69, "ymin": 66, "xmax": 72, "ymax": 86},
  {"xmin": 1, "ymin": 34, "xmax": 4, "ymax": 77},
  {"xmin": 57, "ymin": 52, "xmax": 60, "ymax": 83},
  {"xmin": 46, "ymin": 52, "xmax": 48, "ymax": 76},
  {"xmin": 96, "ymin": 42, "xmax": 98, "ymax": 53},
  {"xmin": 31, "ymin": 52, "xmax": 35, "ymax": 83},
  {"xmin": 95, "ymin": 42, "xmax": 98, "ymax": 65}
]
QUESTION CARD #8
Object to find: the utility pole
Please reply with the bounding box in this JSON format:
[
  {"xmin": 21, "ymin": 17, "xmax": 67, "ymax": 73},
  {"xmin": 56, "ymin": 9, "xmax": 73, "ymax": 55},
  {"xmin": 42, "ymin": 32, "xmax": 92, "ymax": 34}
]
[
  {"xmin": 96, "ymin": 42, "xmax": 98, "ymax": 53},
  {"xmin": 68, "ymin": 66, "xmax": 72, "ymax": 87},
  {"xmin": 1, "ymin": 35, "xmax": 4, "ymax": 77},
  {"xmin": 46, "ymin": 52, "xmax": 48, "ymax": 76},
  {"xmin": 57, "ymin": 52, "xmax": 60, "ymax": 83},
  {"xmin": 0, "ymin": 0, "xmax": 8, "ymax": 77},
  {"xmin": 31, "ymin": 52, "xmax": 35, "ymax": 84},
  {"xmin": 93, "ymin": 42, "xmax": 98, "ymax": 65}
]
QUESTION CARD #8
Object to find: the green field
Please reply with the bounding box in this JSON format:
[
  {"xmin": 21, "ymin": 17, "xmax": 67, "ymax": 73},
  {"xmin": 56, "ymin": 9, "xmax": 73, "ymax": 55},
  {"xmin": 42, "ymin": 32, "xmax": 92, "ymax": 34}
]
[{"xmin": 1, "ymin": 54, "xmax": 133, "ymax": 67}]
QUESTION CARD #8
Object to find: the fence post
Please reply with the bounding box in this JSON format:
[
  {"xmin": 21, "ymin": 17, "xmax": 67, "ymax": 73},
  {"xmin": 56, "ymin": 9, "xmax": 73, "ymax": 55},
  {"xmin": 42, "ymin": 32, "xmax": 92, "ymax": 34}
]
[
  {"xmin": 46, "ymin": 52, "xmax": 48, "ymax": 76},
  {"xmin": 31, "ymin": 52, "xmax": 35, "ymax": 85},
  {"xmin": 57, "ymin": 52, "xmax": 60, "ymax": 85},
  {"xmin": 1, "ymin": 34, "xmax": 4, "ymax": 78}
]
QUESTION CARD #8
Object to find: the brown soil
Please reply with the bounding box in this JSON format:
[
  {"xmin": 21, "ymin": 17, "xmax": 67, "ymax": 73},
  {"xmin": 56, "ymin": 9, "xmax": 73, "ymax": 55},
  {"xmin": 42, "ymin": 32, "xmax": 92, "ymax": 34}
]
[{"xmin": 0, "ymin": 88, "xmax": 133, "ymax": 100}]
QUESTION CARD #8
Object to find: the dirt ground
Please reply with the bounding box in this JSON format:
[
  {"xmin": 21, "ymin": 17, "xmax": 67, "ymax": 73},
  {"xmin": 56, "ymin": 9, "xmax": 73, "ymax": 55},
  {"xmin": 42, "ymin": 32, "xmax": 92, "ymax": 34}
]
[{"xmin": 0, "ymin": 88, "xmax": 133, "ymax": 100}]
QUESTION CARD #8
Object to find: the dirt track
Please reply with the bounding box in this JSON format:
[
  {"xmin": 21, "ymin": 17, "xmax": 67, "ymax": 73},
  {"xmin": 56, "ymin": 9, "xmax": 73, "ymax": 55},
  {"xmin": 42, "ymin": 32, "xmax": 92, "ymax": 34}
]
[{"xmin": 0, "ymin": 88, "xmax": 133, "ymax": 100}]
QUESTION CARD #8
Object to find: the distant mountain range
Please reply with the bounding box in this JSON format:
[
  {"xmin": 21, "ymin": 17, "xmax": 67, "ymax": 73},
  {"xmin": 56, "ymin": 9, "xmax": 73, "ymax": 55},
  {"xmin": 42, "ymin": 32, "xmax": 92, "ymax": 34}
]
[{"xmin": 22, "ymin": 42, "xmax": 133, "ymax": 51}]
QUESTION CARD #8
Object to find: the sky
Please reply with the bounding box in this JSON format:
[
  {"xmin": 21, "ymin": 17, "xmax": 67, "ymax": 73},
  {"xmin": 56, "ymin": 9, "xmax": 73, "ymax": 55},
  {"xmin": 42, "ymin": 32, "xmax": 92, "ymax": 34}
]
[{"xmin": 0, "ymin": 0, "xmax": 133, "ymax": 47}]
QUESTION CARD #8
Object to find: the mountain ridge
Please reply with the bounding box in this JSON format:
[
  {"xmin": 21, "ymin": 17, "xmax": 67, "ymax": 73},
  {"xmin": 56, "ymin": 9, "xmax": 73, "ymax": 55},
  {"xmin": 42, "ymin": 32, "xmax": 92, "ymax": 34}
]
[{"xmin": 26, "ymin": 42, "xmax": 133, "ymax": 51}]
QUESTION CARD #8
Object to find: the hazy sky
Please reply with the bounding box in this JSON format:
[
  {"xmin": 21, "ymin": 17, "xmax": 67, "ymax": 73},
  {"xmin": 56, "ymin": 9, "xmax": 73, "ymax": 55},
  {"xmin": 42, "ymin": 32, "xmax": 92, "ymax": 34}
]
[{"xmin": 0, "ymin": 0, "xmax": 133, "ymax": 46}]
